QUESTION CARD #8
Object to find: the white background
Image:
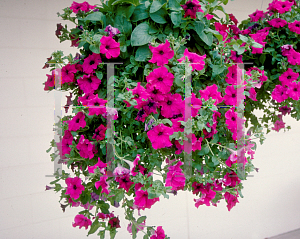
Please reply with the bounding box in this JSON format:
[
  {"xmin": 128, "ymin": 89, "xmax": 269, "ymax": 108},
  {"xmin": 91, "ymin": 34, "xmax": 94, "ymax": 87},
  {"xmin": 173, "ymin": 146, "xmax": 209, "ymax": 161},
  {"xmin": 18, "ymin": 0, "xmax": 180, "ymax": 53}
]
[{"xmin": 0, "ymin": 0, "xmax": 299, "ymax": 238}]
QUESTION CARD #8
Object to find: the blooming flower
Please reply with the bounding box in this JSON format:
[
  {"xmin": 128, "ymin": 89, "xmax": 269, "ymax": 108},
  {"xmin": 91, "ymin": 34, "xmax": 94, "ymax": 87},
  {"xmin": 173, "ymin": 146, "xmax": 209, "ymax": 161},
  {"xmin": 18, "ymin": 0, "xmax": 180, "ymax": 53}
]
[
  {"xmin": 279, "ymin": 105, "xmax": 291, "ymax": 115},
  {"xmin": 177, "ymin": 48, "xmax": 206, "ymax": 71},
  {"xmin": 199, "ymin": 84, "xmax": 223, "ymax": 105},
  {"xmin": 61, "ymin": 130, "xmax": 73, "ymax": 155},
  {"xmin": 225, "ymin": 108, "xmax": 238, "ymax": 132},
  {"xmin": 134, "ymin": 190, "xmax": 159, "ymax": 210},
  {"xmin": 92, "ymin": 124, "xmax": 107, "ymax": 141},
  {"xmin": 67, "ymin": 111, "xmax": 86, "ymax": 131},
  {"xmin": 82, "ymin": 53, "xmax": 102, "ymax": 74},
  {"xmin": 288, "ymin": 20, "xmax": 300, "ymax": 34},
  {"xmin": 61, "ymin": 63, "xmax": 77, "ymax": 84},
  {"xmin": 72, "ymin": 214, "xmax": 92, "ymax": 230},
  {"xmin": 127, "ymin": 82, "xmax": 150, "ymax": 107},
  {"xmin": 165, "ymin": 161, "xmax": 186, "ymax": 191},
  {"xmin": 87, "ymin": 96, "xmax": 107, "ymax": 116},
  {"xmin": 223, "ymin": 85, "xmax": 245, "ymax": 106},
  {"xmin": 149, "ymin": 40, "xmax": 174, "ymax": 66},
  {"xmin": 104, "ymin": 25, "xmax": 120, "ymax": 37},
  {"xmin": 65, "ymin": 177, "xmax": 85, "ymax": 200},
  {"xmin": 160, "ymin": 93, "xmax": 183, "ymax": 118},
  {"xmin": 116, "ymin": 174, "xmax": 134, "ymax": 192},
  {"xmin": 88, "ymin": 157, "xmax": 106, "ymax": 174},
  {"xmin": 286, "ymin": 48, "xmax": 300, "ymax": 65},
  {"xmin": 108, "ymin": 217, "xmax": 121, "ymax": 228},
  {"xmin": 268, "ymin": 18, "xmax": 287, "ymax": 28},
  {"xmin": 76, "ymin": 135, "xmax": 98, "ymax": 159},
  {"xmin": 248, "ymin": 87, "xmax": 257, "ymax": 101},
  {"xmin": 146, "ymin": 66, "xmax": 174, "ymax": 94},
  {"xmin": 100, "ymin": 36, "xmax": 120, "ymax": 59},
  {"xmin": 147, "ymin": 124, "xmax": 174, "ymax": 149},
  {"xmin": 229, "ymin": 13, "xmax": 238, "ymax": 25},
  {"xmin": 279, "ymin": 68, "xmax": 299, "ymax": 86},
  {"xmin": 194, "ymin": 185, "xmax": 216, "ymax": 207},
  {"xmin": 223, "ymin": 171, "xmax": 241, "ymax": 187},
  {"xmin": 229, "ymin": 50, "xmax": 243, "ymax": 63},
  {"xmin": 77, "ymin": 74, "xmax": 101, "ymax": 94},
  {"xmin": 274, "ymin": 0, "xmax": 293, "ymax": 14},
  {"xmin": 215, "ymin": 22, "xmax": 229, "ymax": 41},
  {"xmin": 271, "ymin": 84, "xmax": 288, "ymax": 103},
  {"xmin": 287, "ymin": 81, "xmax": 300, "ymax": 100},
  {"xmin": 181, "ymin": 0, "xmax": 203, "ymax": 19},
  {"xmin": 224, "ymin": 192, "xmax": 239, "ymax": 211},
  {"xmin": 95, "ymin": 175, "xmax": 110, "ymax": 194},
  {"xmin": 150, "ymin": 226, "xmax": 165, "ymax": 239},
  {"xmin": 272, "ymin": 120, "xmax": 286, "ymax": 132},
  {"xmin": 249, "ymin": 9, "xmax": 265, "ymax": 22}
]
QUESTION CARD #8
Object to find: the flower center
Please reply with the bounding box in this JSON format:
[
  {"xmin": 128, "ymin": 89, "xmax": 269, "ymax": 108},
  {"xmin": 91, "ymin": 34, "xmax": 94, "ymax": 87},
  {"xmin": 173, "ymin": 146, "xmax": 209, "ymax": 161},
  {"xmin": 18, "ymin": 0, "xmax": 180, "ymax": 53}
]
[
  {"xmin": 186, "ymin": 2, "xmax": 195, "ymax": 9},
  {"xmin": 167, "ymin": 100, "xmax": 172, "ymax": 105},
  {"xmin": 157, "ymin": 77, "xmax": 163, "ymax": 81},
  {"xmin": 90, "ymin": 60, "xmax": 95, "ymax": 65},
  {"xmin": 158, "ymin": 132, "xmax": 163, "ymax": 136},
  {"xmin": 231, "ymin": 117, "xmax": 236, "ymax": 121},
  {"xmin": 159, "ymin": 50, "xmax": 164, "ymax": 55},
  {"xmin": 76, "ymin": 118, "xmax": 80, "ymax": 123},
  {"xmin": 73, "ymin": 185, "xmax": 77, "ymax": 190},
  {"xmin": 105, "ymin": 45, "xmax": 110, "ymax": 49}
]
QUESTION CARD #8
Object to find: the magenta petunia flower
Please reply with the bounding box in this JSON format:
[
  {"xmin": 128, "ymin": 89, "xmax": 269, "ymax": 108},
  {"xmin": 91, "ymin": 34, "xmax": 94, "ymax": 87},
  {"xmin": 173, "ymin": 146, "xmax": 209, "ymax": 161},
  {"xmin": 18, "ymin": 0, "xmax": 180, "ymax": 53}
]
[
  {"xmin": 165, "ymin": 161, "xmax": 186, "ymax": 191},
  {"xmin": 183, "ymin": 92, "xmax": 202, "ymax": 117},
  {"xmin": 146, "ymin": 66, "xmax": 174, "ymax": 94},
  {"xmin": 288, "ymin": 20, "xmax": 300, "ymax": 34},
  {"xmin": 194, "ymin": 185, "xmax": 216, "ymax": 207},
  {"xmin": 224, "ymin": 192, "xmax": 239, "ymax": 211},
  {"xmin": 116, "ymin": 174, "xmax": 134, "ymax": 192},
  {"xmin": 223, "ymin": 85, "xmax": 245, "ymax": 106},
  {"xmin": 199, "ymin": 84, "xmax": 223, "ymax": 105},
  {"xmin": 92, "ymin": 124, "xmax": 106, "ymax": 141},
  {"xmin": 205, "ymin": 14, "xmax": 214, "ymax": 20},
  {"xmin": 76, "ymin": 135, "xmax": 98, "ymax": 159},
  {"xmin": 77, "ymin": 74, "xmax": 101, "ymax": 94},
  {"xmin": 268, "ymin": 18, "xmax": 287, "ymax": 28},
  {"xmin": 150, "ymin": 226, "xmax": 165, "ymax": 239},
  {"xmin": 100, "ymin": 36, "xmax": 120, "ymax": 59},
  {"xmin": 65, "ymin": 176, "xmax": 85, "ymax": 200},
  {"xmin": 149, "ymin": 40, "xmax": 174, "ymax": 66},
  {"xmin": 181, "ymin": 0, "xmax": 203, "ymax": 19},
  {"xmin": 127, "ymin": 82, "xmax": 150, "ymax": 107},
  {"xmin": 272, "ymin": 120, "xmax": 286, "ymax": 132},
  {"xmin": 229, "ymin": 50, "xmax": 243, "ymax": 63},
  {"xmin": 279, "ymin": 105, "xmax": 291, "ymax": 115},
  {"xmin": 61, "ymin": 130, "xmax": 73, "ymax": 155},
  {"xmin": 70, "ymin": 1, "xmax": 81, "ymax": 13},
  {"xmin": 287, "ymin": 81, "xmax": 300, "ymax": 100},
  {"xmin": 248, "ymin": 87, "xmax": 257, "ymax": 101},
  {"xmin": 215, "ymin": 22, "xmax": 229, "ymax": 41},
  {"xmin": 226, "ymin": 65, "xmax": 242, "ymax": 85},
  {"xmin": 72, "ymin": 214, "xmax": 92, "ymax": 230},
  {"xmin": 146, "ymin": 84, "xmax": 165, "ymax": 103},
  {"xmin": 61, "ymin": 64, "xmax": 77, "ymax": 84},
  {"xmin": 147, "ymin": 124, "xmax": 174, "ymax": 150},
  {"xmin": 80, "ymin": 1, "xmax": 96, "ymax": 12},
  {"xmin": 44, "ymin": 70, "xmax": 55, "ymax": 91},
  {"xmin": 223, "ymin": 171, "xmax": 241, "ymax": 187},
  {"xmin": 88, "ymin": 157, "xmax": 106, "ymax": 174},
  {"xmin": 229, "ymin": 13, "xmax": 238, "ymax": 25},
  {"xmin": 249, "ymin": 9, "xmax": 265, "ymax": 22},
  {"xmin": 225, "ymin": 107, "xmax": 237, "ymax": 132},
  {"xmin": 95, "ymin": 175, "xmax": 110, "ymax": 194},
  {"xmin": 108, "ymin": 217, "xmax": 121, "ymax": 228},
  {"xmin": 177, "ymin": 48, "xmax": 206, "ymax": 71},
  {"xmin": 159, "ymin": 93, "xmax": 184, "ymax": 118},
  {"xmin": 274, "ymin": 0, "xmax": 293, "ymax": 14},
  {"xmin": 271, "ymin": 84, "xmax": 288, "ymax": 103},
  {"xmin": 279, "ymin": 68, "xmax": 299, "ymax": 86},
  {"xmin": 78, "ymin": 93, "xmax": 96, "ymax": 106},
  {"xmin": 171, "ymin": 117, "xmax": 185, "ymax": 132},
  {"xmin": 82, "ymin": 53, "xmax": 102, "ymax": 74},
  {"xmin": 87, "ymin": 96, "xmax": 107, "ymax": 116},
  {"xmin": 104, "ymin": 25, "xmax": 121, "ymax": 37},
  {"xmin": 134, "ymin": 189, "xmax": 159, "ymax": 210},
  {"xmin": 286, "ymin": 48, "xmax": 300, "ymax": 65},
  {"xmin": 67, "ymin": 111, "xmax": 86, "ymax": 131}
]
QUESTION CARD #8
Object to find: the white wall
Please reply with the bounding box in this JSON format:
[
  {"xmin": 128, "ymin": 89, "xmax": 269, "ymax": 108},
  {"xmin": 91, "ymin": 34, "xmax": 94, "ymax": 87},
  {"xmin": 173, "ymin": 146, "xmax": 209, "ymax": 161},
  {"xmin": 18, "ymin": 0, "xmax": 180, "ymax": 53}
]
[{"xmin": 0, "ymin": 0, "xmax": 299, "ymax": 238}]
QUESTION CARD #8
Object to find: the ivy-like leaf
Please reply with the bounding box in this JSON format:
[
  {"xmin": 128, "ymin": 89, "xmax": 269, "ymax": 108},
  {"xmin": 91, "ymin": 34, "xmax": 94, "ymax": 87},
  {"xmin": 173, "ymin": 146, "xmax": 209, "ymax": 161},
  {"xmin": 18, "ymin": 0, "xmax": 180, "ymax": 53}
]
[{"xmin": 131, "ymin": 22, "xmax": 155, "ymax": 46}]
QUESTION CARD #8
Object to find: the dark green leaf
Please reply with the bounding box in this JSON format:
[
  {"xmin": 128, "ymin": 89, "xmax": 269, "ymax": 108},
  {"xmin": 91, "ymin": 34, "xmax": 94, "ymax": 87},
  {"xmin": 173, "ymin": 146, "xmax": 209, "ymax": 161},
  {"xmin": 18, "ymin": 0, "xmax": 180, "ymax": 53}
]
[
  {"xmin": 169, "ymin": 0, "xmax": 182, "ymax": 10},
  {"xmin": 171, "ymin": 11, "xmax": 182, "ymax": 26},
  {"xmin": 88, "ymin": 220, "xmax": 101, "ymax": 235},
  {"xmin": 212, "ymin": 65, "xmax": 226, "ymax": 77},
  {"xmin": 150, "ymin": 0, "xmax": 163, "ymax": 13},
  {"xmin": 135, "ymin": 44, "xmax": 152, "ymax": 61},
  {"xmin": 111, "ymin": 0, "xmax": 140, "ymax": 6},
  {"xmin": 114, "ymin": 15, "xmax": 132, "ymax": 36},
  {"xmin": 84, "ymin": 12, "xmax": 105, "ymax": 23},
  {"xmin": 131, "ymin": 4, "xmax": 149, "ymax": 22},
  {"xmin": 131, "ymin": 22, "xmax": 154, "ymax": 46},
  {"xmin": 137, "ymin": 216, "xmax": 147, "ymax": 224},
  {"xmin": 89, "ymin": 44, "xmax": 100, "ymax": 54},
  {"xmin": 149, "ymin": 8, "xmax": 167, "ymax": 24},
  {"xmin": 259, "ymin": 54, "xmax": 266, "ymax": 64}
]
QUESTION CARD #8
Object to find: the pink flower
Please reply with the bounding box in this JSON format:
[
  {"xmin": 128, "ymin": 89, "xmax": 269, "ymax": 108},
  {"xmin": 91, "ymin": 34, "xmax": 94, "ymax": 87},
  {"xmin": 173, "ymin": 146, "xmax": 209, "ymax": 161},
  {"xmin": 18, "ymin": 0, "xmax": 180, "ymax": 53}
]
[
  {"xmin": 205, "ymin": 14, "xmax": 214, "ymax": 20},
  {"xmin": 215, "ymin": 22, "xmax": 229, "ymax": 41},
  {"xmin": 146, "ymin": 66, "xmax": 174, "ymax": 94},
  {"xmin": 149, "ymin": 40, "xmax": 174, "ymax": 66},
  {"xmin": 272, "ymin": 120, "xmax": 286, "ymax": 132},
  {"xmin": 88, "ymin": 157, "xmax": 106, "ymax": 174},
  {"xmin": 177, "ymin": 48, "xmax": 206, "ymax": 71},
  {"xmin": 70, "ymin": 2, "xmax": 81, "ymax": 13},
  {"xmin": 134, "ymin": 190, "xmax": 159, "ymax": 210},
  {"xmin": 104, "ymin": 25, "xmax": 120, "ymax": 37},
  {"xmin": 92, "ymin": 124, "xmax": 107, "ymax": 141},
  {"xmin": 223, "ymin": 171, "xmax": 241, "ymax": 187},
  {"xmin": 147, "ymin": 124, "xmax": 174, "ymax": 149},
  {"xmin": 77, "ymin": 74, "xmax": 101, "ymax": 94},
  {"xmin": 181, "ymin": 0, "xmax": 203, "ymax": 19},
  {"xmin": 165, "ymin": 161, "xmax": 186, "ymax": 191},
  {"xmin": 194, "ymin": 185, "xmax": 216, "ymax": 207},
  {"xmin": 82, "ymin": 53, "xmax": 102, "ymax": 74},
  {"xmin": 100, "ymin": 36, "xmax": 120, "ymax": 59},
  {"xmin": 44, "ymin": 70, "xmax": 55, "ymax": 91},
  {"xmin": 67, "ymin": 111, "xmax": 86, "ymax": 131},
  {"xmin": 128, "ymin": 82, "xmax": 150, "ymax": 107},
  {"xmin": 78, "ymin": 93, "xmax": 96, "ymax": 106},
  {"xmin": 62, "ymin": 64, "xmax": 77, "ymax": 84},
  {"xmin": 286, "ymin": 48, "xmax": 300, "ymax": 65},
  {"xmin": 127, "ymin": 221, "xmax": 146, "ymax": 235},
  {"xmin": 199, "ymin": 84, "xmax": 223, "ymax": 105},
  {"xmin": 95, "ymin": 175, "xmax": 110, "ymax": 194},
  {"xmin": 248, "ymin": 87, "xmax": 257, "ymax": 101},
  {"xmin": 80, "ymin": 1, "xmax": 96, "ymax": 12},
  {"xmin": 76, "ymin": 135, "xmax": 98, "ymax": 159},
  {"xmin": 279, "ymin": 68, "xmax": 299, "ymax": 86},
  {"xmin": 229, "ymin": 50, "xmax": 243, "ymax": 63},
  {"xmin": 287, "ymin": 81, "xmax": 300, "ymax": 100},
  {"xmin": 268, "ymin": 18, "xmax": 287, "ymax": 28},
  {"xmin": 279, "ymin": 105, "xmax": 291, "ymax": 115},
  {"xmin": 113, "ymin": 165, "xmax": 130, "ymax": 176},
  {"xmin": 249, "ymin": 9, "xmax": 265, "ymax": 22},
  {"xmin": 150, "ymin": 226, "xmax": 165, "ymax": 239},
  {"xmin": 229, "ymin": 13, "xmax": 238, "ymax": 25},
  {"xmin": 271, "ymin": 85, "xmax": 288, "ymax": 103},
  {"xmin": 72, "ymin": 214, "xmax": 92, "ymax": 230},
  {"xmin": 116, "ymin": 174, "xmax": 134, "ymax": 192},
  {"xmin": 87, "ymin": 96, "xmax": 107, "ymax": 116},
  {"xmin": 160, "ymin": 93, "xmax": 183, "ymax": 118},
  {"xmin": 223, "ymin": 85, "xmax": 245, "ymax": 106},
  {"xmin": 274, "ymin": 0, "xmax": 293, "ymax": 14},
  {"xmin": 225, "ymin": 108, "xmax": 237, "ymax": 131},
  {"xmin": 65, "ymin": 177, "xmax": 85, "ymax": 200},
  {"xmin": 288, "ymin": 20, "xmax": 300, "ymax": 34},
  {"xmin": 108, "ymin": 217, "xmax": 121, "ymax": 228},
  {"xmin": 224, "ymin": 192, "xmax": 239, "ymax": 211},
  {"xmin": 146, "ymin": 84, "xmax": 166, "ymax": 103}
]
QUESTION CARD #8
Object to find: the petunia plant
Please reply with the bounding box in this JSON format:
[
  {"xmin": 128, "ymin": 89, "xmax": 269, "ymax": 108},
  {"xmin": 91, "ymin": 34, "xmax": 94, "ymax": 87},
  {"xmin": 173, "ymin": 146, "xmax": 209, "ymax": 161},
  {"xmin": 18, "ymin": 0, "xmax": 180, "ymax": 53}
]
[{"xmin": 44, "ymin": 0, "xmax": 300, "ymax": 238}]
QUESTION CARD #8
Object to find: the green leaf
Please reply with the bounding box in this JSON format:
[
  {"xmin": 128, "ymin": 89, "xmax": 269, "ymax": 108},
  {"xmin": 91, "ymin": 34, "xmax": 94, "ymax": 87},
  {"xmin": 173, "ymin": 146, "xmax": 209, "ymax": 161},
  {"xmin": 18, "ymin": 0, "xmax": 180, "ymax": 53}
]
[
  {"xmin": 96, "ymin": 71, "xmax": 103, "ymax": 80},
  {"xmin": 211, "ymin": 156, "xmax": 220, "ymax": 166},
  {"xmin": 150, "ymin": 0, "xmax": 163, "ymax": 13},
  {"xmin": 116, "ymin": 5, "xmax": 136, "ymax": 19},
  {"xmin": 259, "ymin": 54, "xmax": 266, "ymax": 64},
  {"xmin": 239, "ymin": 34, "xmax": 248, "ymax": 42},
  {"xmin": 114, "ymin": 15, "xmax": 132, "ymax": 36},
  {"xmin": 135, "ymin": 44, "xmax": 152, "ymax": 61},
  {"xmin": 194, "ymin": 22, "xmax": 213, "ymax": 46},
  {"xmin": 149, "ymin": 8, "xmax": 167, "ymax": 24},
  {"xmin": 171, "ymin": 11, "xmax": 182, "ymax": 26},
  {"xmin": 110, "ymin": 229, "xmax": 117, "ymax": 239},
  {"xmin": 131, "ymin": 22, "xmax": 154, "ymax": 46},
  {"xmin": 84, "ymin": 12, "xmax": 105, "ymax": 23},
  {"xmin": 169, "ymin": 0, "xmax": 182, "ymax": 10},
  {"xmin": 97, "ymin": 230, "xmax": 105, "ymax": 239},
  {"xmin": 88, "ymin": 220, "xmax": 101, "ymax": 235},
  {"xmin": 111, "ymin": 0, "xmax": 140, "ymax": 6},
  {"xmin": 251, "ymin": 42, "xmax": 263, "ymax": 48},
  {"xmin": 131, "ymin": 4, "xmax": 149, "ymax": 22},
  {"xmin": 89, "ymin": 44, "xmax": 100, "ymax": 54},
  {"xmin": 137, "ymin": 216, "xmax": 147, "ymax": 224},
  {"xmin": 212, "ymin": 65, "xmax": 226, "ymax": 77}
]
